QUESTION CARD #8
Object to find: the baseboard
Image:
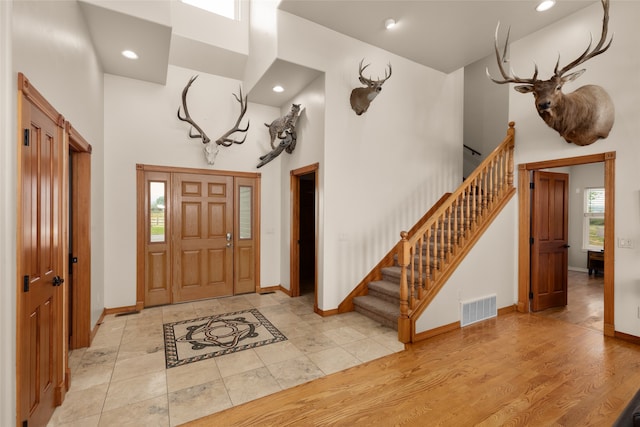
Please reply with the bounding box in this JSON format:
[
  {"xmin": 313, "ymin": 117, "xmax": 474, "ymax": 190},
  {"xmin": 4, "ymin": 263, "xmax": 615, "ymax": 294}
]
[
  {"xmin": 413, "ymin": 321, "xmax": 459, "ymax": 342},
  {"xmin": 614, "ymin": 330, "xmax": 640, "ymax": 344},
  {"xmin": 412, "ymin": 304, "xmax": 518, "ymax": 343},
  {"xmin": 90, "ymin": 308, "xmax": 107, "ymax": 344},
  {"xmin": 568, "ymin": 266, "xmax": 588, "ymax": 273}
]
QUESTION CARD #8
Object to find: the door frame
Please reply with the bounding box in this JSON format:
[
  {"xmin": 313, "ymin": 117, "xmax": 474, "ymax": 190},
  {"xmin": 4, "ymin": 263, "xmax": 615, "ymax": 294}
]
[
  {"xmin": 135, "ymin": 163, "xmax": 261, "ymax": 308},
  {"xmin": 517, "ymin": 152, "xmax": 615, "ymax": 336},
  {"xmin": 290, "ymin": 163, "xmax": 319, "ymax": 307},
  {"xmin": 67, "ymin": 123, "xmax": 92, "ymax": 351}
]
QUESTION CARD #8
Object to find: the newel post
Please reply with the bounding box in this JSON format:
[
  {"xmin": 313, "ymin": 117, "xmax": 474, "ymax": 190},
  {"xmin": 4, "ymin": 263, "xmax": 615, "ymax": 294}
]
[
  {"xmin": 398, "ymin": 231, "xmax": 411, "ymax": 343},
  {"xmin": 507, "ymin": 121, "xmax": 515, "ymax": 187}
]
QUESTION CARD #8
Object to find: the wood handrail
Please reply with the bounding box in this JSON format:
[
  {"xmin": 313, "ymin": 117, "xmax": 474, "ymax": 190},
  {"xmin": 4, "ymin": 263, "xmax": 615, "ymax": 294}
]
[{"xmin": 397, "ymin": 122, "xmax": 516, "ymax": 343}]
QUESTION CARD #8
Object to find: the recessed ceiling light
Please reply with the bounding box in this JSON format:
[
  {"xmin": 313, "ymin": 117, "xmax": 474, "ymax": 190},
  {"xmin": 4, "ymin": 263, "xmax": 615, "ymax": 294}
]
[
  {"xmin": 272, "ymin": 85, "xmax": 284, "ymax": 93},
  {"xmin": 536, "ymin": 0, "xmax": 556, "ymax": 12},
  {"xmin": 121, "ymin": 50, "xmax": 139, "ymax": 60},
  {"xmin": 384, "ymin": 18, "xmax": 397, "ymax": 30}
]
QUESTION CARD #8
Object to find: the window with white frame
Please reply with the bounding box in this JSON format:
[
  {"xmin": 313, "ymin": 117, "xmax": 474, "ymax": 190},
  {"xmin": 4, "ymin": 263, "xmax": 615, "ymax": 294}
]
[
  {"xmin": 583, "ymin": 187, "xmax": 605, "ymax": 250},
  {"xmin": 180, "ymin": 0, "xmax": 239, "ymax": 20}
]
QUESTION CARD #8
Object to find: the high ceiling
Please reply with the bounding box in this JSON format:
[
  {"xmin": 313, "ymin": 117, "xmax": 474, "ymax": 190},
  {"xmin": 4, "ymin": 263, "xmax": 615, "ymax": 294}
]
[
  {"xmin": 78, "ymin": 0, "xmax": 596, "ymax": 105},
  {"xmin": 278, "ymin": 1, "xmax": 594, "ymax": 74}
]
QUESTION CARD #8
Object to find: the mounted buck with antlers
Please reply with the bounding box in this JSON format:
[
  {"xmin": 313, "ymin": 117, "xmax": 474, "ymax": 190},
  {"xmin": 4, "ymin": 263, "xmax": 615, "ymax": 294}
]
[
  {"xmin": 487, "ymin": 0, "xmax": 614, "ymax": 146},
  {"xmin": 177, "ymin": 75, "xmax": 250, "ymax": 164},
  {"xmin": 350, "ymin": 59, "xmax": 392, "ymax": 115}
]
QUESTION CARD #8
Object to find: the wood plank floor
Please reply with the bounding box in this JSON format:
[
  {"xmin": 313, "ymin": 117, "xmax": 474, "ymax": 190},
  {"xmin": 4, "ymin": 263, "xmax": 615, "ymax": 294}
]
[{"xmin": 187, "ymin": 273, "xmax": 639, "ymax": 427}]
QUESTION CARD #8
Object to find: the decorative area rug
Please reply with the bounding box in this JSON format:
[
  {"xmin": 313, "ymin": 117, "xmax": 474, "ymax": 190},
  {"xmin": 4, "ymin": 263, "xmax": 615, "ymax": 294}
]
[{"xmin": 163, "ymin": 308, "xmax": 287, "ymax": 368}]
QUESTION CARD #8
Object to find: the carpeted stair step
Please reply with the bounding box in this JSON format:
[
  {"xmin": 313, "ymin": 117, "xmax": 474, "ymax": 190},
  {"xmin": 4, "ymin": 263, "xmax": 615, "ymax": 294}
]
[
  {"xmin": 368, "ymin": 280, "xmax": 401, "ymax": 304},
  {"xmin": 352, "ymin": 295, "xmax": 398, "ymax": 330}
]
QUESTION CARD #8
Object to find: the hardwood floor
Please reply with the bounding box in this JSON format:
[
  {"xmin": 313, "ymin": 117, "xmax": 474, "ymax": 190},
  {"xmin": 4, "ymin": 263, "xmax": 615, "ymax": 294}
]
[
  {"xmin": 534, "ymin": 270, "xmax": 604, "ymax": 331},
  {"xmin": 188, "ymin": 272, "xmax": 639, "ymax": 427}
]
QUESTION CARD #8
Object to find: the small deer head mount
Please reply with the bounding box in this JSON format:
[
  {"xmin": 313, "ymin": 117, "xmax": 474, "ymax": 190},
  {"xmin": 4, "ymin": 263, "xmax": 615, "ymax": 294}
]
[
  {"xmin": 350, "ymin": 59, "xmax": 392, "ymax": 115},
  {"xmin": 487, "ymin": 0, "xmax": 614, "ymax": 146},
  {"xmin": 177, "ymin": 75, "xmax": 250, "ymax": 164}
]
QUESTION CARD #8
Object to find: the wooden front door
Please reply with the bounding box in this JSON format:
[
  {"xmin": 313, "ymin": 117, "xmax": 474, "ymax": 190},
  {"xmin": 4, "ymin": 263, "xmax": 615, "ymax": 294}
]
[
  {"xmin": 138, "ymin": 165, "xmax": 260, "ymax": 307},
  {"xmin": 531, "ymin": 171, "xmax": 569, "ymax": 311},
  {"xmin": 173, "ymin": 173, "xmax": 234, "ymax": 302},
  {"xmin": 18, "ymin": 81, "xmax": 64, "ymax": 427}
]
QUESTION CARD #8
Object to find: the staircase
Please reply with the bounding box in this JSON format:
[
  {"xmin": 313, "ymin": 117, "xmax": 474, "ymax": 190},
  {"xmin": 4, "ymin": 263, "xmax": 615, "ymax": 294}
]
[{"xmin": 348, "ymin": 122, "xmax": 516, "ymax": 342}]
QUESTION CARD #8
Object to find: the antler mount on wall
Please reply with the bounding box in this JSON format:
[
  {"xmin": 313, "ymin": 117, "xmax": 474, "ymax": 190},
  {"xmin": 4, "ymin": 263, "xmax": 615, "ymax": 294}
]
[
  {"xmin": 487, "ymin": 0, "xmax": 614, "ymax": 146},
  {"xmin": 177, "ymin": 75, "xmax": 250, "ymax": 165},
  {"xmin": 350, "ymin": 59, "xmax": 392, "ymax": 115}
]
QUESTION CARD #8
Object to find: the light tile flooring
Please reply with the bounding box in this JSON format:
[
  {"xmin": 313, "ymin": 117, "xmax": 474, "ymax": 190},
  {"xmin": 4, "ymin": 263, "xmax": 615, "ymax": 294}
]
[{"xmin": 47, "ymin": 291, "xmax": 404, "ymax": 427}]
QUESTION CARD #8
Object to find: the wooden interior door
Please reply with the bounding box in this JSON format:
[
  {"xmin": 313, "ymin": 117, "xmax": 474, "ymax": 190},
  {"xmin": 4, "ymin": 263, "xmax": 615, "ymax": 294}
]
[
  {"xmin": 18, "ymin": 82, "xmax": 64, "ymax": 427},
  {"xmin": 173, "ymin": 173, "xmax": 234, "ymax": 302},
  {"xmin": 531, "ymin": 171, "xmax": 569, "ymax": 311}
]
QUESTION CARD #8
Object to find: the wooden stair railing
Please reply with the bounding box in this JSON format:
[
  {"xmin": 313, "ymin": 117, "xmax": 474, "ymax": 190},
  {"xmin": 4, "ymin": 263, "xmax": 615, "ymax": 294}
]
[{"xmin": 397, "ymin": 122, "xmax": 516, "ymax": 343}]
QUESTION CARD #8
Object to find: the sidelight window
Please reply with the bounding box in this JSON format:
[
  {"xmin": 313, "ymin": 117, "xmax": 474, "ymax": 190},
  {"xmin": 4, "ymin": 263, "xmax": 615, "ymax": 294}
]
[
  {"xmin": 150, "ymin": 181, "xmax": 166, "ymax": 243},
  {"xmin": 239, "ymin": 186, "xmax": 252, "ymax": 239}
]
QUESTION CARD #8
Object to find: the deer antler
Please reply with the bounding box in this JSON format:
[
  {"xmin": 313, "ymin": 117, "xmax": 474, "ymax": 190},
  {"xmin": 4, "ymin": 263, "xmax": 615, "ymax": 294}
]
[
  {"xmin": 177, "ymin": 75, "xmax": 210, "ymax": 144},
  {"xmin": 486, "ymin": 23, "xmax": 539, "ymax": 85},
  {"xmin": 358, "ymin": 59, "xmax": 392, "ymax": 85},
  {"xmin": 554, "ymin": 0, "xmax": 612, "ymax": 77},
  {"xmin": 215, "ymin": 87, "xmax": 250, "ymax": 147}
]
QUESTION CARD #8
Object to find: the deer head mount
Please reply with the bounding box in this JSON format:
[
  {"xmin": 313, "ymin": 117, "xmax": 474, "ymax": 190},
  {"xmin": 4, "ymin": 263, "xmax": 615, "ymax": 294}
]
[
  {"xmin": 487, "ymin": 0, "xmax": 614, "ymax": 146},
  {"xmin": 350, "ymin": 59, "xmax": 392, "ymax": 115},
  {"xmin": 177, "ymin": 75, "xmax": 250, "ymax": 164}
]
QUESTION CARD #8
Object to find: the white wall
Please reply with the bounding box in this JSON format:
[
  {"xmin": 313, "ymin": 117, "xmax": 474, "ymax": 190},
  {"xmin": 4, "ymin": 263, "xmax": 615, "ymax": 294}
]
[
  {"xmin": 11, "ymin": 0, "xmax": 106, "ymax": 335},
  {"xmin": 0, "ymin": 2, "xmax": 14, "ymax": 426},
  {"xmin": 509, "ymin": 2, "xmax": 640, "ymax": 336},
  {"xmin": 103, "ymin": 66, "xmax": 281, "ymax": 308},
  {"xmin": 464, "ymin": 55, "xmax": 510, "ymax": 177},
  {"xmin": 6, "ymin": 0, "xmax": 105, "ymax": 423},
  {"xmin": 416, "ymin": 197, "xmax": 517, "ymax": 332},
  {"xmin": 277, "ymin": 11, "xmax": 463, "ymax": 310},
  {"xmin": 274, "ymin": 75, "xmax": 326, "ymax": 294}
]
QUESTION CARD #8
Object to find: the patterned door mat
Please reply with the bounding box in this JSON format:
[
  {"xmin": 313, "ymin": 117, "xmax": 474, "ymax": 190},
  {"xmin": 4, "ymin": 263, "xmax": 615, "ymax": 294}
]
[{"xmin": 163, "ymin": 308, "xmax": 287, "ymax": 368}]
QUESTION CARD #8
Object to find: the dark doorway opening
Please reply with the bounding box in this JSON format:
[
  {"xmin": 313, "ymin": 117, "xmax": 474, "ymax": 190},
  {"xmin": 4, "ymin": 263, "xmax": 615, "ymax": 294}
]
[{"xmin": 299, "ymin": 172, "xmax": 316, "ymax": 296}]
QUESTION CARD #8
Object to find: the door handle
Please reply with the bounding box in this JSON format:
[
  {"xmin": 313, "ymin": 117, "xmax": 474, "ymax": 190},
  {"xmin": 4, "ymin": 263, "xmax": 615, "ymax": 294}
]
[
  {"xmin": 226, "ymin": 242, "xmax": 233, "ymax": 248},
  {"xmin": 226, "ymin": 232, "xmax": 232, "ymax": 241},
  {"xmin": 562, "ymin": 244, "xmax": 571, "ymax": 248},
  {"xmin": 52, "ymin": 276, "xmax": 64, "ymax": 287}
]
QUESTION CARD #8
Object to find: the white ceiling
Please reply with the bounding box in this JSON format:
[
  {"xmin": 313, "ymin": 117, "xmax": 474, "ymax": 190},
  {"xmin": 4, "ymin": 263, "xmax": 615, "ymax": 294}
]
[
  {"xmin": 278, "ymin": 1, "xmax": 594, "ymax": 74},
  {"xmin": 78, "ymin": 0, "xmax": 596, "ymax": 105}
]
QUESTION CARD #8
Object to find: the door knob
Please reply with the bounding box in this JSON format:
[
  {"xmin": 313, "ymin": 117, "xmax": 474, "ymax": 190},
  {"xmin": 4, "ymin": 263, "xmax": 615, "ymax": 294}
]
[
  {"xmin": 562, "ymin": 244, "xmax": 571, "ymax": 248},
  {"xmin": 52, "ymin": 276, "xmax": 64, "ymax": 287}
]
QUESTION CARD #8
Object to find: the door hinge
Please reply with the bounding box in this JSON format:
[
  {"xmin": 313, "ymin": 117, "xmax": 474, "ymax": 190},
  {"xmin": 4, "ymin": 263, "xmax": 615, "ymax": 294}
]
[
  {"xmin": 529, "ymin": 291, "xmax": 534, "ymax": 299},
  {"xmin": 23, "ymin": 420, "xmax": 28, "ymax": 427},
  {"xmin": 529, "ymin": 182, "xmax": 534, "ymax": 189},
  {"xmin": 530, "ymin": 237, "xmax": 534, "ymax": 245},
  {"xmin": 23, "ymin": 128, "xmax": 30, "ymax": 146},
  {"xmin": 23, "ymin": 275, "xmax": 29, "ymax": 293}
]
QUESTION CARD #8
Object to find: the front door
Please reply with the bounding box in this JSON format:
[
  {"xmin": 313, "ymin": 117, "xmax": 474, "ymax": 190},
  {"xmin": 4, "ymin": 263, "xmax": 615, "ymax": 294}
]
[
  {"xmin": 18, "ymin": 83, "xmax": 64, "ymax": 427},
  {"xmin": 531, "ymin": 171, "xmax": 569, "ymax": 311},
  {"xmin": 173, "ymin": 173, "xmax": 234, "ymax": 302}
]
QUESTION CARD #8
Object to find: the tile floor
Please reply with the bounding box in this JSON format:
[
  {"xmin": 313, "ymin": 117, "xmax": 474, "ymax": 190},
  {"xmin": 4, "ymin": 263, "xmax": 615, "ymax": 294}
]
[{"xmin": 47, "ymin": 291, "xmax": 404, "ymax": 427}]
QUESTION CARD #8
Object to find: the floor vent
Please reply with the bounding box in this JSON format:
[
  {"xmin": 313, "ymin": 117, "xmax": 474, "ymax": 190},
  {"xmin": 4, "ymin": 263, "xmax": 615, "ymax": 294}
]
[{"xmin": 461, "ymin": 294, "xmax": 497, "ymax": 327}]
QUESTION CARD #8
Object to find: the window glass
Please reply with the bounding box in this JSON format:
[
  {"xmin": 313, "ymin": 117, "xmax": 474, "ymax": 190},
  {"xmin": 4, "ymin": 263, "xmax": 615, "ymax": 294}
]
[
  {"xmin": 150, "ymin": 181, "xmax": 166, "ymax": 243},
  {"xmin": 180, "ymin": 0, "xmax": 238, "ymax": 20},
  {"xmin": 583, "ymin": 187, "xmax": 604, "ymax": 250},
  {"xmin": 239, "ymin": 186, "xmax": 252, "ymax": 239}
]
